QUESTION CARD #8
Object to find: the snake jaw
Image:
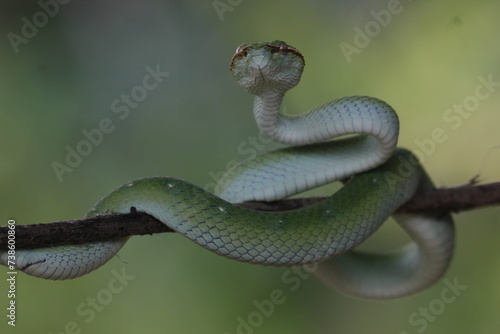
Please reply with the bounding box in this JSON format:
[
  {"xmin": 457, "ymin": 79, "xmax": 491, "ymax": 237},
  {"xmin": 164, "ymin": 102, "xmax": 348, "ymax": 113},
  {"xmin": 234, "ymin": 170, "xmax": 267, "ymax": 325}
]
[{"xmin": 21, "ymin": 259, "xmax": 46, "ymax": 272}]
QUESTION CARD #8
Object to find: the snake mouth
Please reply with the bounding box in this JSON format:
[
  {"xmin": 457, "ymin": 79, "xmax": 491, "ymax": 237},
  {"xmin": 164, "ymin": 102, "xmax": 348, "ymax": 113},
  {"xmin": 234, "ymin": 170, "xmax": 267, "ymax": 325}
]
[{"xmin": 230, "ymin": 40, "xmax": 304, "ymax": 72}]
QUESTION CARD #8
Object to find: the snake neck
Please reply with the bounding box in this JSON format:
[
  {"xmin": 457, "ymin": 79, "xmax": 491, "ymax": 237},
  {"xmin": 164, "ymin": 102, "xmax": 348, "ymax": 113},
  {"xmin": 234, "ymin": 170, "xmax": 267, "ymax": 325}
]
[
  {"xmin": 254, "ymin": 90, "xmax": 317, "ymax": 145},
  {"xmin": 253, "ymin": 91, "xmax": 399, "ymax": 151},
  {"xmin": 252, "ymin": 90, "xmax": 285, "ymax": 142}
]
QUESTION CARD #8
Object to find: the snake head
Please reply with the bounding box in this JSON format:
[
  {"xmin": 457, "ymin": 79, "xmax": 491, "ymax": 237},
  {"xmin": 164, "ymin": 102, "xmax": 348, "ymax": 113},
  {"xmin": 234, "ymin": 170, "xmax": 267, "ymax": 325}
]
[{"xmin": 229, "ymin": 40, "xmax": 305, "ymax": 95}]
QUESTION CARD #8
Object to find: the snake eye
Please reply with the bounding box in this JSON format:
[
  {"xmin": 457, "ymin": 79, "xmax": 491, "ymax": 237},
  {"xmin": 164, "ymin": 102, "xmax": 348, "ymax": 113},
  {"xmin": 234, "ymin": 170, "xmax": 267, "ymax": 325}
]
[
  {"xmin": 230, "ymin": 45, "xmax": 248, "ymax": 70},
  {"xmin": 234, "ymin": 44, "xmax": 247, "ymax": 53},
  {"xmin": 279, "ymin": 42, "xmax": 289, "ymax": 54},
  {"xmin": 270, "ymin": 42, "xmax": 289, "ymax": 55},
  {"xmin": 235, "ymin": 44, "xmax": 248, "ymax": 56},
  {"xmin": 236, "ymin": 51, "xmax": 247, "ymax": 59},
  {"xmin": 230, "ymin": 45, "xmax": 248, "ymax": 69}
]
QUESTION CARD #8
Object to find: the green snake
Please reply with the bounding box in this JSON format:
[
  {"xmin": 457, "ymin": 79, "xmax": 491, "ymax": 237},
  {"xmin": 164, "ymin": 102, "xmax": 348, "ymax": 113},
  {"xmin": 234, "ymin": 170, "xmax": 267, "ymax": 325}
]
[{"xmin": 0, "ymin": 41, "xmax": 454, "ymax": 299}]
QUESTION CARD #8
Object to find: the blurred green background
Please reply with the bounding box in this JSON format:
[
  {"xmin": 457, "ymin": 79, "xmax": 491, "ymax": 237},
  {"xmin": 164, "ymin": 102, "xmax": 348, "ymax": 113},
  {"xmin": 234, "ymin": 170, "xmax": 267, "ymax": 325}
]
[{"xmin": 1, "ymin": 1, "xmax": 499, "ymax": 333}]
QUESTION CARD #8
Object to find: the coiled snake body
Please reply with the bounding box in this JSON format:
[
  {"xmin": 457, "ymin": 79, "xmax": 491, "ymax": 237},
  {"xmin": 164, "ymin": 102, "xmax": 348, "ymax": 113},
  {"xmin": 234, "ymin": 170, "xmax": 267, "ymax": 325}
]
[{"xmin": 0, "ymin": 41, "xmax": 454, "ymax": 298}]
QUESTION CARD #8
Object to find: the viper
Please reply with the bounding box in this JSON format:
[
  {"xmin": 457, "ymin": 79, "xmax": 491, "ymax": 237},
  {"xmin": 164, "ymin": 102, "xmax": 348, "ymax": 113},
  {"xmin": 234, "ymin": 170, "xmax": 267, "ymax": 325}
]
[{"xmin": 0, "ymin": 41, "xmax": 454, "ymax": 299}]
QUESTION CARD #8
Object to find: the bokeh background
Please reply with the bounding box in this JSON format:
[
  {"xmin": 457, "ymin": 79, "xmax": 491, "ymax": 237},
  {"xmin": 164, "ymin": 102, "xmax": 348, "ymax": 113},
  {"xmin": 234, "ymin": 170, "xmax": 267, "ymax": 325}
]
[{"xmin": 1, "ymin": 1, "xmax": 499, "ymax": 333}]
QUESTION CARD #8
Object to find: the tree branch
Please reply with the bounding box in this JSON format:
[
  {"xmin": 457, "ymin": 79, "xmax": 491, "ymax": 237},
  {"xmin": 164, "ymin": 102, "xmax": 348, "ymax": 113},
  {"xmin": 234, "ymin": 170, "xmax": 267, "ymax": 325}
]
[{"xmin": 1, "ymin": 182, "xmax": 499, "ymax": 250}]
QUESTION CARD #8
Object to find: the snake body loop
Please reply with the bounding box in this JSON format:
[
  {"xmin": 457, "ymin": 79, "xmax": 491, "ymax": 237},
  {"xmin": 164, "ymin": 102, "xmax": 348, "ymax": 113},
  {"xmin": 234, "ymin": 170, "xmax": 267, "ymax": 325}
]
[{"xmin": 0, "ymin": 41, "xmax": 454, "ymax": 299}]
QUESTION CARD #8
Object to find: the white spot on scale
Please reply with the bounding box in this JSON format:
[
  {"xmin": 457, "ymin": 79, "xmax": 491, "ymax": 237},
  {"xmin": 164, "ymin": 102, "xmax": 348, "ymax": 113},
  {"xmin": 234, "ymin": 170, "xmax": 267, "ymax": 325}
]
[
  {"xmin": 168, "ymin": 183, "xmax": 173, "ymax": 188},
  {"xmin": 218, "ymin": 207, "xmax": 225, "ymax": 212}
]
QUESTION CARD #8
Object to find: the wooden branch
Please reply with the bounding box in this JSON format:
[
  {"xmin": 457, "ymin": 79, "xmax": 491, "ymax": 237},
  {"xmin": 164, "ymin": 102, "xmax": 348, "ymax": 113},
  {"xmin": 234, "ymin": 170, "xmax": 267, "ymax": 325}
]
[{"xmin": 1, "ymin": 182, "xmax": 499, "ymax": 250}]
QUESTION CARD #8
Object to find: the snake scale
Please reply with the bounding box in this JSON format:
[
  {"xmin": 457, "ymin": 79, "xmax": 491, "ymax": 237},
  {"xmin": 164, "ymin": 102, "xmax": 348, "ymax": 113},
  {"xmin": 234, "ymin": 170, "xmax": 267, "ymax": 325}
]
[{"xmin": 0, "ymin": 41, "xmax": 454, "ymax": 299}]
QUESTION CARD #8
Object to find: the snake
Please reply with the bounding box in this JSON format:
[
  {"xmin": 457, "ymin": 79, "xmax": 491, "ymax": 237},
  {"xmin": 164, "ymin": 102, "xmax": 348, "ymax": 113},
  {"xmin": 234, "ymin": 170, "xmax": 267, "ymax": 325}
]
[{"xmin": 0, "ymin": 40, "xmax": 455, "ymax": 299}]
